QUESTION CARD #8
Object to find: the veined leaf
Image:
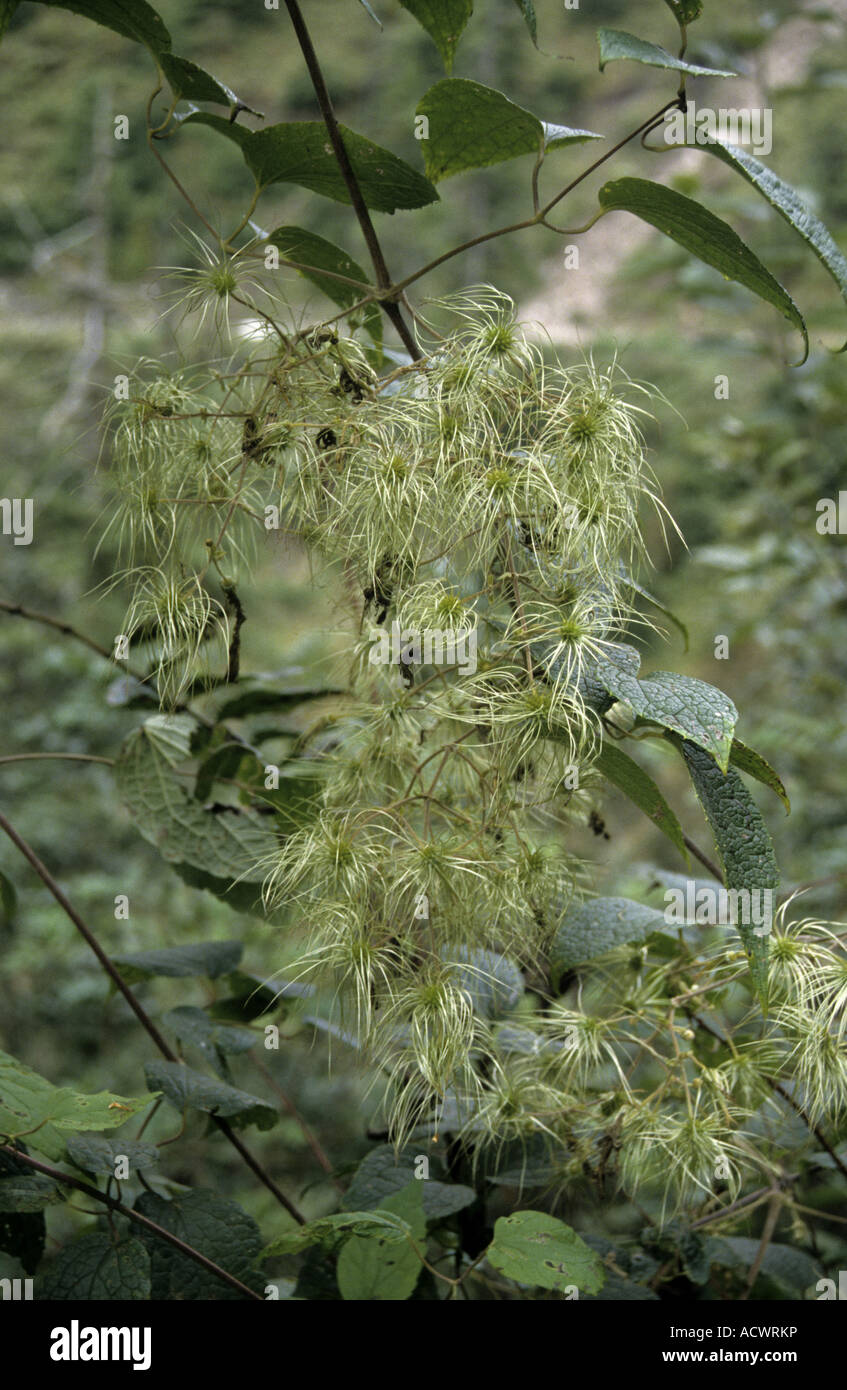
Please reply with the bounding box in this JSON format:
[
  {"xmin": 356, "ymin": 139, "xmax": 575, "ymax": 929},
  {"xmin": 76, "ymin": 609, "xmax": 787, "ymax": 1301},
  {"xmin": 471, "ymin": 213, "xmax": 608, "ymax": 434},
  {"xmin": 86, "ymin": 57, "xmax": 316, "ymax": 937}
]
[
  {"xmin": 65, "ymin": 1134, "xmax": 160, "ymax": 1176},
  {"xmin": 160, "ymin": 53, "xmax": 259, "ymax": 115},
  {"xmin": 697, "ymin": 141, "xmax": 847, "ymax": 344},
  {"xmin": 184, "ymin": 113, "xmax": 439, "ymax": 212},
  {"xmin": 487, "ymin": 1211, "xmax": 605, "ymax": 1294},
  {"xmin": 594, "ymin": 739, "xmax": 689, "ymax": 863},
  {"xmin": 135, "ymin": 1190, "xmax": 263, "ymax": 1300},
  {"xmin": 342, "ymin": 1145, "xmax": 475, "ymax": 1219},
  {"xmin": 597, "ymin": 27, "xmax": 734, "ymax": 77},
  {"xmin": 336, "ymin": 1182, "xmax": 425, "ymax": 1301},
  {"xmin": 40, "ymin": 1232, "xmax": 151, "ymax": 1300},
  {"xmin": 262, "ymin": 1209, "xmax": 412, "ymax": 1259},
  {"xmin": 674, "ymin": 738, "xmax": 776, "ymax": 1006},
  {"xmin": 144, "ymin": 1061, "xmax": 278, "ymax": 1132},
  {"xmin": 442, "ymin": 945, "xmax": 523, "ymax": 1018},
  {"xmin": 39, "ymin": 0, "xmax": 171, "ymax": 53},
  {"xmin": 112, "ymin": 940, "xmax": 243, "ymax": 983},
  {"xmin": 598, "ymin": 177, "xmax": 808, "ymax": 361},
  {"xmin": 590, "ymin": 648, "xmax": 737, "ymax": 771},
  {"xmin": 551, "ymin": 896, "xmax": 669, "ymax": 984},
  {"xmin": 115, "ymin": 717, "xmax": 278, "ymax": 915},
  {"xmin": 417, "ymin": 79, "xmax": 601, "ymax": 182},
  {"xmin": 0, "ymin": 1049, "xmax": 155, "ymax": 1162},
  {"xmin": 729, "ymin": 738, "xmax": 790, "ymax": 813},
  {"xmin": 266, "ymin": 226, "xmax": 381, "ymax": 345},
  {"xmin": 399, "ymin": 0, "xmax": 473, "ymax": 74}
]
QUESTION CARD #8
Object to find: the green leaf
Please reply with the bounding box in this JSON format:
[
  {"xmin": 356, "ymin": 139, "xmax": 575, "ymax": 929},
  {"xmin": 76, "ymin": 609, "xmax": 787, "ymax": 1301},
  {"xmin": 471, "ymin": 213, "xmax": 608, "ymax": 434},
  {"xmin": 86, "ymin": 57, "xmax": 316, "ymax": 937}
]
[
  {"xmin": 487, "ymin": 1211, "xmax": 605, "ymax": 1294},
  {"xmin": 551, "ymin": 897, "xmax": 669, "ymax": 985},
  {"xmin": 262, "ymin": 1209, "xmax": 411, "ymax": 1258},
  {"xmin": 675, "ymin": 738, "xmax": 777, "ymax": 1006},
  {"xmin": 696, "ymin": 141, "xmax": 847, "ymax": 343},
  {"xmin": 184, "ymin": 113, "xmax": 439, "ymax": 212},
  {"xmin": 635, "ymin": 672, "xmax": 737, "ymax": 771},
  {"xmin": 712, "ymin": 1237, "xmax": 819, "ymax": 1295},
  {"xmin": 144, "ymin": 1060, "xmax": 277, "ymax": 1132},
  {"xmin": 112, "ymin": 940, "xmax": 243, "ymax": 983},
  {"xmin": 115, "ymin": 718, "xmax": 278, "ymax": 915},
  {"xmin": 597, "ymin": 27, "xmax": 734, "ymax": 77},
  {"xmin": 40, "ymin": 0, "xmax": 171, "ymax": 53},
  {"xmin": 0, "ymin": 1151, "xmax": 66, "ymax": 1213},
  {"xmin": 40, "ymin": 1232, "xmax": 151, "ymax": 1299},
  {"xmin": 336, "ymin": 1183, "xmax": 425, "ymax": 1301},
  {"xmin": 512, "ymin": 0, "xmax": 537, "ymax": 45},
  {"xmin": 663, "ymin": 0, "xmax": 704, "ymax": 24},
  {"xmin": 399, "ymin": 0, "xmax": 473, "ymax": 74},
  {"xmin": 160, "ymin": 53, "xmax": 259, "ymax": 115},
  {"xmin": 729, "ymin": 738, "xmax": 790, "ymax": 813},
  {"xmin": 135, "ymin": 1190, "xmax": 263, "ymax": 1300},
  {"xmin": 65, "ymin": 1134, "xmax": 160, "ymax": 1177},
  {"xmin": 342, "ymin": 1145, "xmax": 475, "ymax": 1220},
  {"xmin": 590, "ymin": 648, "xmax": 737, "ymax": 771},
  {"xmin": 594, "ymin": 739, "xmax": 690, "ymax": 863},
  {"xmin": 0, "ymin": 1151, "xmax": 47, "ymax": 1271},
  {"xmin": 216, "ymin": 683, "xmax": 345, "ymax": 718},
  {"xmin": 416, "ymin": 79, "xmax": 601, "ymax": 183},
  {"xmin": 597, "ymin": 177, "xmax": 808, "ymax": 362},
  {"xmin": 266, "ymin": 226, "xmax": 381, "ymax": 345},
  {"xmin": 0, "ymin": 1049, "xmax": 156, "ymax": 1162},
  {"xmin": 358, "ymin": 0, "xmax": 382, "ymax": 26},
  {"xmin": 0, "ymin": 868, "xmax": 17, "ymax": 930},
  {"xmin": 442, "ymin": 945, "xmax": 523, "ymax": 1018},
  {"xmin": 162, "ymin": 1006, "xmax": 255, "ymax": 1079}
]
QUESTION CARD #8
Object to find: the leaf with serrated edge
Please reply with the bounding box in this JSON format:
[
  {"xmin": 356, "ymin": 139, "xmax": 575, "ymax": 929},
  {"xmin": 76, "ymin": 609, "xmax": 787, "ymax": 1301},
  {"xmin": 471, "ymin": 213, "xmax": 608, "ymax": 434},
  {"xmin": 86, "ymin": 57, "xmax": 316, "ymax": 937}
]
[
  {"xmin": 65, "ymin": 1134, "xmax": 160, "ymax": 1176},
  {"xmin": 184, "ymin": 114, "xmax": 439, "ymax": 212},
  {"xmin": 342, "ymin": 1144, "xmax": 475, "ymax": 1219},
  {"xmin": 399, "ymin": 0, "xmax": 473, "ymax": 73},
  {"xmin": 40, "ymin": 1232, "xmax": 151, "ymax": 1299},
  {"xmin": 598, "ymin": 177, "xmax": 808, "ymax": 362},
  {"xmin": 551, "ymin": 897, "xmax": 669, "ymax": 984},
  {"xmin": 0, "ymin": 1049, "xmax": 156, "ymax": 1161},
  {"xmin": 115, "ymin": 720, "xmax": 277, "ymax": 914},
  {"xmin": 417, "ymin": 79, "xmax": 600, "ymax": 183},
  {"xmin": 135, "ymin": 1190, "xmax": 263, "ymax": 1300},
  {"xmin": 675, "ymin": 738, "xmax": 776, "ymax": 1006},
  {"xmin": 336, "ymin": 1183, "xmax": 425, "ymax": 1301},
  {"xmin": 144, "ymin": 1060, "xmax": 278, "ymax": 1132},
  {"xmin": 487, "ymin": 1211, "xmax": 605, "ymax": 1294},
  {"xmin": 41, "ymin": 0, "xmax": 171, "ymax": 52}
]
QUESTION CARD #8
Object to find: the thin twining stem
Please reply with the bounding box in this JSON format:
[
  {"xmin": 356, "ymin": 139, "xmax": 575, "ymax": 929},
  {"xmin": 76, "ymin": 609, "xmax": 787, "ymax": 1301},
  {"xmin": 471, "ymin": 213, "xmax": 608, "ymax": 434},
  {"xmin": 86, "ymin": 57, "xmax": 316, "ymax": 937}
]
[
  {"xmin": 0, "ymin": 1145, "xmax": 264, "ymax": 1302},
  {"xmin": 0, "ymin": 810, "xmax": 307, "ymax": 1224}
]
